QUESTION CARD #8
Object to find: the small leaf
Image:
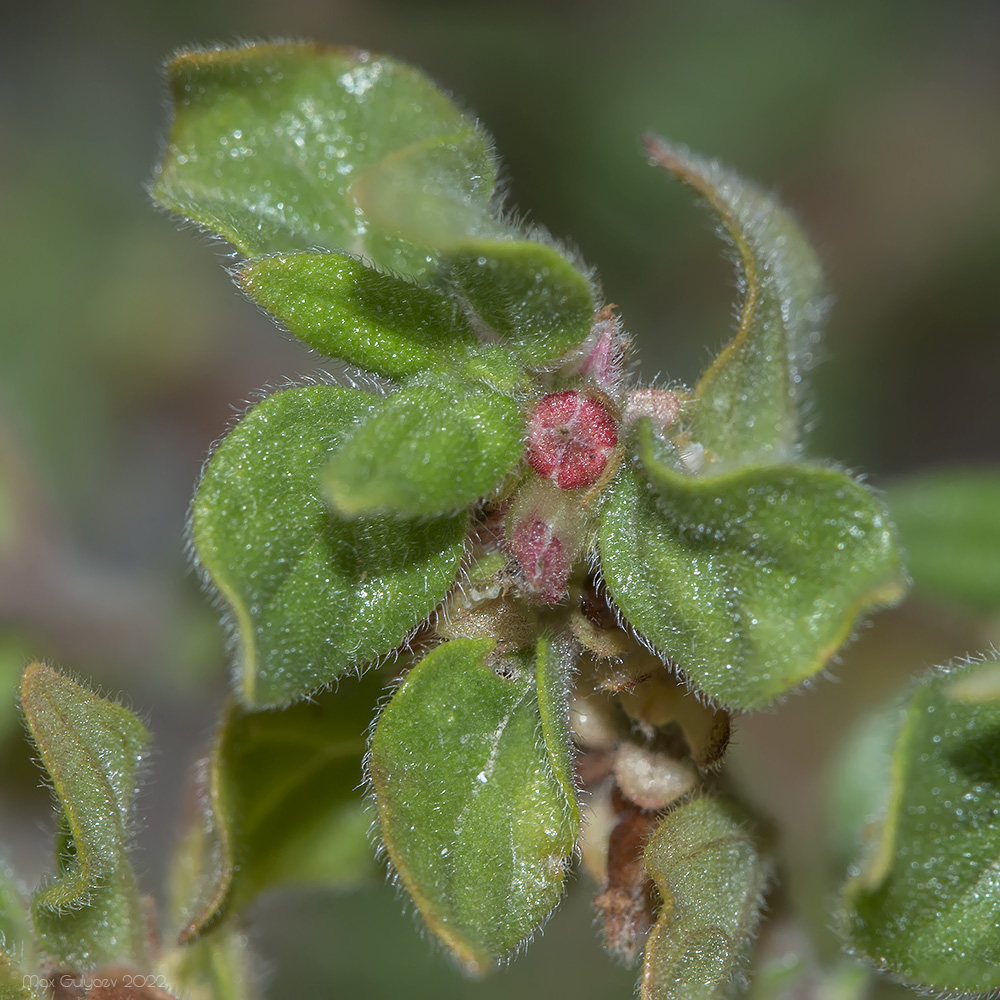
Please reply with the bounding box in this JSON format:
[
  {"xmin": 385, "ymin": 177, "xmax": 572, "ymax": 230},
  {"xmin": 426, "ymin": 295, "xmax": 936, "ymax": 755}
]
[
  {"xmin": 20, "ymin": 663, "xmax": 148, "ymax": 970},
  {"xmin": 641, "ymin": 797, "xmax": 767, "ymax": 1000},
  {"xmin": 369, "ymin": 637, "xmax": 578, "ymax": 974},
  {"xmin": 192, "ymin": 385, "xmax": 467, "ymax": 707},
  {"xmin": 450, "ymin": 240, "xmax": 595, "ymax": 364},
  {"xmin": 456, "ymin": 344, "xmax": 524, "ymax": 395},
  {"xmin": 646, "ymin": 136, "xmax": 825, "ymax": 467},
  {"xmin": 534, "ymin": 636, "xmax": 580, "ymax": 831},
  {"xmin": 237, "ymin": 252, "xmax": 480, "ymax": 380},
  {"xmin": 176, "ymin": 669, "xmax": 381, "ymax": 943},
  {"xmin": 153, "ymin": 43, "xmax": 496, "ymax": 278},
  {"xmin": 841, "ymin": 656, "xmax": 1000, "ymax": 995},
  {"xmin": 598, "ymin": 422, "xmax": 905, "ymax": 710},
  {"xmin": 323, "ymin": 375, "xmax": 525, "ymax": 517},
  {"xmin": 888, "ymin": 468, "xmax": 1000, "ymax": 613}
]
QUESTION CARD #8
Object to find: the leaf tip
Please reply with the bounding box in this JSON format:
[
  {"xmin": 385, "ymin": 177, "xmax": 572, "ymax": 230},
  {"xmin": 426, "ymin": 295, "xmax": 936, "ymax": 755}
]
[{"xmin": 18, "ymin": 659, "xmax": 49, "ymax": 700}]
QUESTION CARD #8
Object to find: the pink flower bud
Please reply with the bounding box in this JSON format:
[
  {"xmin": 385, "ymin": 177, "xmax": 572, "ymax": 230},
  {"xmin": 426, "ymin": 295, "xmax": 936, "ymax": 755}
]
[
  {"xmin": 506, "ymin": 477, "xmax": 586, "ymax": 604},
  {"xmin": 571, "ymin": 306, "xmax": 625, "ymax": 392},
  {"xmin": 510, "ymin": 515, "xmax": 570, "ymax": 605},
  {"xmin": 526, "ymin": 390, "xmax": 619, "ymax": 490}
]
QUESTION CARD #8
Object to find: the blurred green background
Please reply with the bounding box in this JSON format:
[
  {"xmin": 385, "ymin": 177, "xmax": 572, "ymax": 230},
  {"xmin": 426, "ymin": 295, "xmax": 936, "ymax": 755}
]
[{"xmin": 1, "ymin": 2, "xmax": 998, "ymax": 997}]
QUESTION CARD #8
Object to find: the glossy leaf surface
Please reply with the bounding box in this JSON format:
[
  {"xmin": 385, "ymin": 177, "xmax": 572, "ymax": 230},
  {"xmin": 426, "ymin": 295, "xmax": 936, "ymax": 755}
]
[
  {"xmin": 369, "ymin": 638, "xmax": 578, "ymax": 974},
  {"xmin": 324, "ymin": 376, "xmax": 525, "ymax": 517},
  {"xmin": 451, "ymin": 240, "xmax": 594, "ymax": 364},
  {"xmin": 842, "ymin": 657, "xmax": 1000, "ymax": 994},
  {"xmin": 646, "ymin": 136, "xmax": 825, "ymax": 467},
  {"xmin": 153, "ymin": 43, "xmax": 496, "ymax": 277},
  {"xmin": 889, "ymin": 468, "xmax": 1000, "ymax": 613},
  {"xmin": 192, "ymin": 385, "xmax": 466, "ymax": 707},
  {"xmin": 20, "ymin": 664, "xmax": 148, "ymax": 969},
  {"xmin": 237, "ymin": 252, "xmax": 480, "ymax": 380},
  {"xmin": 641, "ymin": 797, "xmax": 766, "ymax": 1000},
  {"xmin": 599, "ymin": 423, "xmax": 905, "ymax": 710},
  {"xmin": 177, "ymin": 670, "xmax": 382, "ymax": 942}
]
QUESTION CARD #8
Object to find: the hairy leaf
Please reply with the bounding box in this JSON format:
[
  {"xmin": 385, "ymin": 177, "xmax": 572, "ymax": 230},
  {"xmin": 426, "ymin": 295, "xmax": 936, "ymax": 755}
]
[
  {"xmin": 153, "ymin": 43, "xmax": 496, "ymax": 277},
  {"xmin": 323, "ymin": 376, "xmax": 525, "ymax": 517},
  {"xmin": 20, "ymin": 664, "xmax": 148, "ymax": 969},
  {"xmin": 842, "ymin": 656, "xmax": 1000, "ymax": 995},
  {"xmin": 369, "ymin": 637, "xmax": 578, "ymax": 974},
  {"xmin": 351, "ymin": 131, "xmax": 505, "ymax": 253},
  {"xmin": 534, "ymin": 636, "xmax": 580, "ymax": 830},
  {"xmin": 599, "ymin": 422, "xmax": 905, "ymax": 710},
  {"xmin": 646, "ymin": 136, "xmax": 825, "ymax": 467},
  {"xmin": 641, "ymin": 797, "xmax": 766, "ymax": 1000},
  {"xmin": 192, "ymin": 385, "xmax": 466, "ymax": 707},
  {"xmin": 456, "ymin": 344, "xmax": 525, "ymax": 395},
  {"xmin": 450, "ymin": 240, "xmax": 594, "ymax": 364},
  {"xmin": 237, "ymin": 252, "xmax": 480, "ymax": 380},
  {"xmin": 175, "ymin": 670, "xmax": 381, "ymax": 942},
  {"xmin": 889, "ymin": 468, "xmax": 1000, "ymax": 613}
]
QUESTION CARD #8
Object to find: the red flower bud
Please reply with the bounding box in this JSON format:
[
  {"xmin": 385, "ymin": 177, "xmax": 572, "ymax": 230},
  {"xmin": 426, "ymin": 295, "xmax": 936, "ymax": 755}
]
[{"xmin": 526, "ymin": 390, "xmax": 618, "ymax": 490}]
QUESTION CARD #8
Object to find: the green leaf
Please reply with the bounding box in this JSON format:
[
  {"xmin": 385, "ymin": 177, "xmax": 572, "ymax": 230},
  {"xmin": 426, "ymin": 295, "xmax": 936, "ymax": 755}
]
[
  {"xmin": 841, "ymin": 656, "xmax": 1000, "ymax": 995},
  {"xmin": 20, "ymin": 663, "xmax": 148, "ymax": 970},
  {"xmin": 192, "ymin": 385, "xmax": 467, "ymax": 707},
  {"xmin": 641, "ymin": 797, "xmax": 766, "ymax": 1000},
  {"xmin": 645, "ymin": 136, "xmax": 825, "ymax": 467},
  {"xmin": 175, "ymin": 670, "xmax": 381, "ymax": 943},
  {"xmin": 598, "ymin": 422, "xmax": 905, "ymax": 710},
  {"xmin": 450, "ymin": 240, "xmax": 594, "ymax": 364},
  {"xmin": 237, "ymin": 252, "xmax": 480, "ymax": 380},
  {"xmin": 534, "ymin": 636, "xmax": 580, "ymax": 832},
  {"xmin": 456, "ymin": 344, "xmax": 524, "ymax": 395},
  {"xmin": 323, "ymin": 375, "xmax": 525, "ymax": 517},
  {"xmin": 369, "ymin": 637, "xmax": 579, "ymax": 974},
  {"xmin": 351, "ymin": 131, "xmax": 504, "ymax": 251},
  {"xmin": 889, "ymin": 468, "xmax": 1000, "ymax": 613},
  {"xmin": 153, "ymin": 43, "xmax": 497, "ymax": 278}
]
